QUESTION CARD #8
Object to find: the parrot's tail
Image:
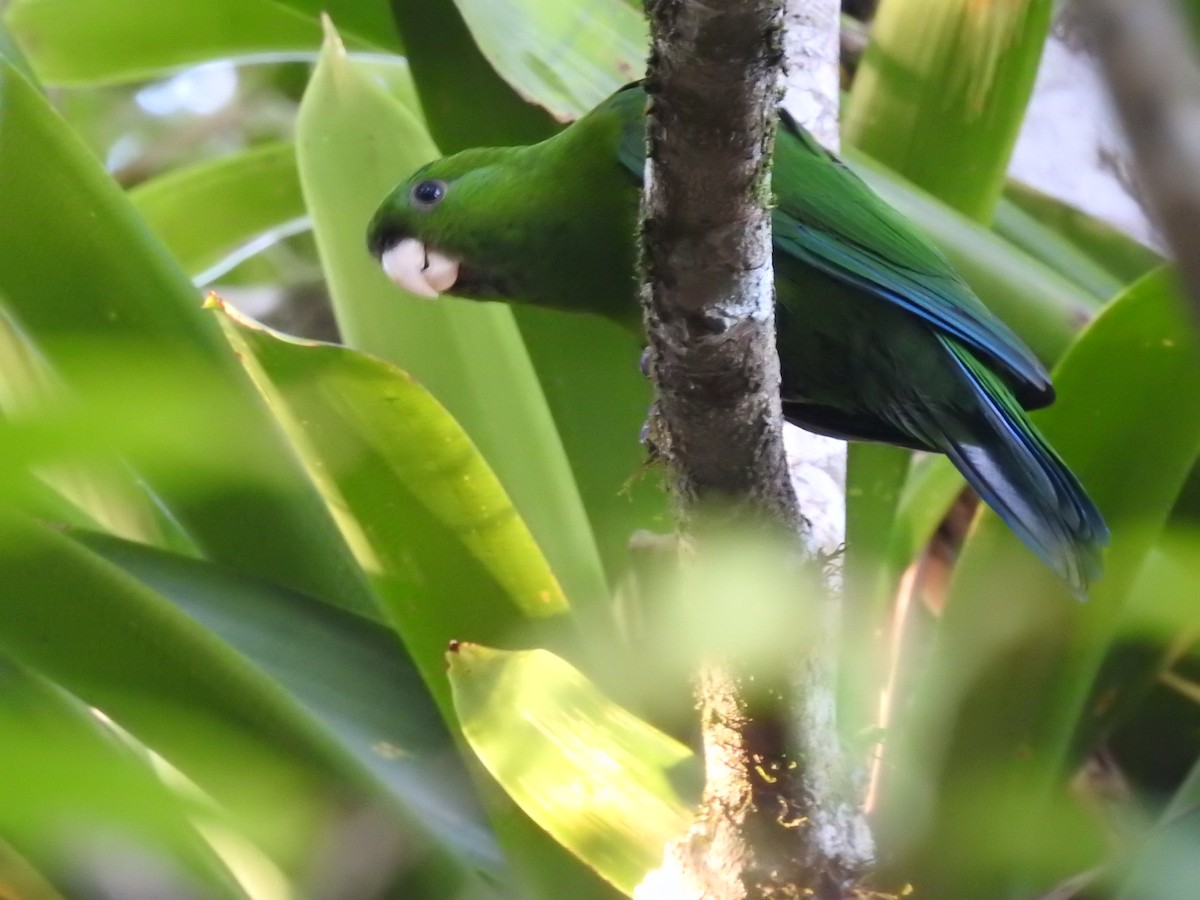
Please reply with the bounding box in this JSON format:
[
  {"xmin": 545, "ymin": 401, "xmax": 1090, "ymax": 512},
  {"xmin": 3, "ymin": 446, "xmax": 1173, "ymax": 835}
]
[{"xmin": 925, "ymin": 338, "xmax": 1109, "ymax": 597}]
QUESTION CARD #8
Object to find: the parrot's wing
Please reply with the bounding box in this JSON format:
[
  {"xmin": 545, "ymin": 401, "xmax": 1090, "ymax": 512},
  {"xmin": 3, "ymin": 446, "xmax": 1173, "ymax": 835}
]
[
  {"xmin": 770, "ymin": 112, "xmax": 1052, "ymax": 407},
  {"xmin": 612, "ymin": 88, "xmax": 1050, "ymax": 406}
]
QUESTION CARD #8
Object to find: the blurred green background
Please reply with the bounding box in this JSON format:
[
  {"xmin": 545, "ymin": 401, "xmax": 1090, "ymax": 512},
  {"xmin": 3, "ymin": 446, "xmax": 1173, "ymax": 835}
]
[{"xmin": 0, "ymin": 0, "xmax": 1197, "ymax": 898}]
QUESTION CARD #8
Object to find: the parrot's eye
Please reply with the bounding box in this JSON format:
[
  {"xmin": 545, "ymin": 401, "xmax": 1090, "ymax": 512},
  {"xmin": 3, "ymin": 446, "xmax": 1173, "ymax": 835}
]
[{"xmin": 411, "ymin": 179, "xmax": 447, "ymax": 208}]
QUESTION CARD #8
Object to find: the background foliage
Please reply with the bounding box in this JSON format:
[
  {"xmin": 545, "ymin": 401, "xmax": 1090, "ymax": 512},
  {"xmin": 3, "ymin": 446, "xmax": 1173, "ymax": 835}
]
[{"xmin": 0, "ymin": 1, "xmax": 1197, "ymax": 898}]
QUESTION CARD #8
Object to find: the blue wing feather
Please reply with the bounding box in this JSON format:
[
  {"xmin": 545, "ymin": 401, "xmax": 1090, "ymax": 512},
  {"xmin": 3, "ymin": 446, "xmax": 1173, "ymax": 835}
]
[
  {"xmin": 771, "ymin": 112, "xmax": 1053, "ymax": 407},
  {"xmin": 615, "ymin": 95, "xmax": 1053, "ymax": 407}
]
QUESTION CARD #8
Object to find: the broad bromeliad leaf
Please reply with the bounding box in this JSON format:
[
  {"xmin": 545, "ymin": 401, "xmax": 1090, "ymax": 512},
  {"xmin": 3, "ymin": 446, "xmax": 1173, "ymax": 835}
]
[
  {"xmin": 0, "ymin": 655, "xmax": 248, "ymax": 898},
  {"xmin": 295, "ymin": 24, "xmax": 609, "ymax": 613},
  {"xmin": 0, "ymin": 514, "xmax": 370, "ymax": 869},
  {"xmin": 0, "ymin": 57, "xmax": 376, "ymax": 615},
  {"xmin": 0, "ymin": 11, "xmax": 36, "ymax": 82},
  {"xmin": 990, "ymin": 198, "xmax": 1125, "ymax": 302},
  {"xmin": 74, "ymin": 530, "xmax": 502, "ymax": 873},
  {"xmin": 881, "ymin": 269, "xmax": 1200, "ymax": 898},
  {"xmin": 845, "ymin": 0, "xmax": 1055, "ymax": 222},
  {"xmin": 448, "ymin": 643, "xmax": 694, "ymax": 896},
  {"xmin": 448, "ymin": 0, "xmax": 646, "ymax": 120},
  {"xmin": 211, "ymin": 297, "xmax": 618, "ymax": 900},
  {"xmin": 0, "ymin": 305, "xmax": 190, "ymax": 551},
  {"xmin": 385, "ymin": 0, "xmax": 557, "ymax": 150},
  {"xmin": 267, "ymin": 0, "xmax": 402, "ymax": 51},
  {"xmin": 1004, "ymin": 179, "xmax": 1165, "ymax": 287},
  {"xmin": 4, "ymin": 0, "xmax": 329, "ymax": 86},
  {"xmin": 130, "ymin": 141, "xmax": 307, "ymax": 284},
  {"xmin": 210, "ymin": 298, "xmax": 568, "ymax": 716}
]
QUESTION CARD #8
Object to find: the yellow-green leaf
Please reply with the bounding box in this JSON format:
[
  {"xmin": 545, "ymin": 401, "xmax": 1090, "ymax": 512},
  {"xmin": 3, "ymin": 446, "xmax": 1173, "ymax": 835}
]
[{"xmin": 449, "ymin": 644, "xmax": 694, "ymax": 895}]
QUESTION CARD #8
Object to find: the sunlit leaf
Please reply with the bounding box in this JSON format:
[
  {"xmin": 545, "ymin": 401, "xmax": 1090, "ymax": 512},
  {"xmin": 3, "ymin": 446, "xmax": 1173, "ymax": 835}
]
[
  {"xmin": 294, "ymin": 26, "xmax": 608, "ymax": 612},
  {"xmin": 448, "ymin": 643, "xmax": 693, "ymax": 895},
  {"xmin": 211, "ymin": 299, "xmax": 567, "ymax": 708},
  {"xmin": 210, "ymin": 295, "xmax": 614, "ymax": 900}
]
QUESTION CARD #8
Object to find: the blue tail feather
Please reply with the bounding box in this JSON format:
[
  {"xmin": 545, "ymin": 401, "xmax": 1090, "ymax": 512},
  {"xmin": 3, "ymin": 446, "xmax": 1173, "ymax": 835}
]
[{"xmin": 931, "ymin": 338, "xmax": 1109, "ymax": 596}]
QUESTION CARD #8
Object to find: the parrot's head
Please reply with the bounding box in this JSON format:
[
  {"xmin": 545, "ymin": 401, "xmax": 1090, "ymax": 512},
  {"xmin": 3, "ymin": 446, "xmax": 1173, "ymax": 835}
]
[
  {"xmin": 366, "ymin": 147, "xmax": 527, "ymax": 301},
  {"xmin": 366, "ymin": 123, "xmax": 644, "ymax": 328}
]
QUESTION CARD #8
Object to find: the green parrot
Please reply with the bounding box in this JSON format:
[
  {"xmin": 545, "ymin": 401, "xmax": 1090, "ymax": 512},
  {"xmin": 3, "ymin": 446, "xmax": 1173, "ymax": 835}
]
[{"xmin": 367, "ymin": 83, "xmax": 1108, "ymax": 594}]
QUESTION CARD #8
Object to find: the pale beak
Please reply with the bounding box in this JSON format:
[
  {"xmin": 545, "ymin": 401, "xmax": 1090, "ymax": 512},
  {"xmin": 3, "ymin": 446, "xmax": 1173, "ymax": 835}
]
[{"xmin": 380, "ymin": 238, "xmax": 461, "ymax": 299}]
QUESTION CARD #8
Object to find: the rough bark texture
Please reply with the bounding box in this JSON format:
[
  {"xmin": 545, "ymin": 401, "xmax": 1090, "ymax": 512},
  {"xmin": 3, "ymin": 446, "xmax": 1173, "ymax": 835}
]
[
  {"xmin": 640, "ymin": 0, "xmax": 799, "ymax": 532},
  {"xmin": 1084, "ymin": 0, "xmax": 1200, "ymax": 319},
  {"xmin": 635, "ymin": 1, "xmax": 872, "ymax": 897},
  {"xmin": 783, "ymin": 0, "xmax": 842, "ymax": 150}
]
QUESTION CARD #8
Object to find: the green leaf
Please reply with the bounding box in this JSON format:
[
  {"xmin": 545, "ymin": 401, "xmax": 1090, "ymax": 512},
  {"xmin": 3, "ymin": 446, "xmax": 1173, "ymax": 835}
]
[
  {"xmin": 5, "ymin": 0, "xmax": 325, "ymax": 86},
  {"xmin": 0, "ymin": 57, "xmax": 376, "ymax": 614},
  {"xmin": 0, "ymin": 656, "xmax": 247, "ymax": 898},
  {"xmin": 448, "ymin": 644, "xmax": 694, "ymax": 895},
  {"xmin": 841, "ymin": 442, "xmax": 911, "ymax": 737},
  {"xmin": 1004, "ymin": 179, "xmax": 1165, "ymax": 286},
  {"xmin": 991, "ymin": 198, "xmax": 1125, "ymax": 302},
  {"xmin": 0, "ymin": 838, "xmax": 59, "ymax": 900},
  {"xmin": 385, "ymin": 0, "xmax": 557, "ymax": 150},
  {"xmin": 845, "ymin": 0, "xmax": 1054, "ymax": 221},
  {"xmin": 211, "ymin": 297, "xmax": 614, "ymax": 900},
  {"xmin": 882, "ymin": 269, "xmax": 1200, "ymax": 898},
  {"xmin": 294, "ymin": 27, "xmax": 608, "ymax": 613},
  {"xmin": 0, "ymin": 514, "xmax": 367, "ymax": 864},
  {"xmin": 448, "ymin": 0, "xmax": 646, "ymax": 120},
  {"xmin": 512, "ymin": 307, "xmax": 667, "ymax": 586},
  {"xmin": 0, "ymin": 306, "xmax": 193, "ymax": 550},
  {"xmin": 0, "ymin": 11, "xmax": 37, "ymax": 83},
  {"xmin": 211, "ymin": 300, "xmax": 568, "ymax": 713},
  {"xmin": 74, "ymin": 530, "xmax": 502, "ymax": 873},
  {"xmin": 267, "ymin": 0, "xmax": 402, "ymax": 50},
  {"xmin": 131, "ymin": 142, "xmax": 306, "ymax": 283},
  {"xmin": 887, "ymin": 455, "xmax": 967, "ymax": 575}
]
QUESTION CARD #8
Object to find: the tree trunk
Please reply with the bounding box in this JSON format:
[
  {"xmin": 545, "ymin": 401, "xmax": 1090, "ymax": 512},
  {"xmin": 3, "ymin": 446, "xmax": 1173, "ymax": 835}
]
[{"xmin": 635, "ymin": 1, "xmax": 872, "ymax": 896}]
